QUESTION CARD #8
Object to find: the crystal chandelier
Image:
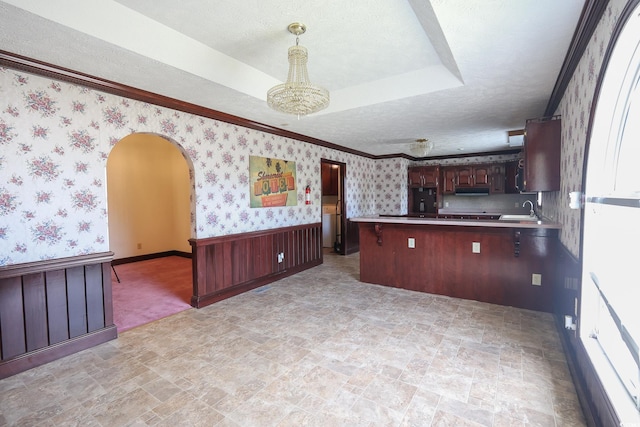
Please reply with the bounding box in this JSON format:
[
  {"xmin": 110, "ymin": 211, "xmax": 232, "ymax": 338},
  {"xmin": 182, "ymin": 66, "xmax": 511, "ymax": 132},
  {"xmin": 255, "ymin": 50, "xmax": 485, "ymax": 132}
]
[
  {"xmin": 410, "ymin": 139, "xmax": 434, "ymax": 157},
  {"xmin": 267, "ymin": 23, "xmax": 330, "ymax": 117}
]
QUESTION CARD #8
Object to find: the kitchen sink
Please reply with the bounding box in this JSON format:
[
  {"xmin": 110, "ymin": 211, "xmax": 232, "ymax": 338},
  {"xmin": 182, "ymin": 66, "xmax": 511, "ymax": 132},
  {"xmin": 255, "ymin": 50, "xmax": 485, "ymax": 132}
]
[{"xmin": 499, "ymin": 214, "xmax": 539, "ymax": 221}]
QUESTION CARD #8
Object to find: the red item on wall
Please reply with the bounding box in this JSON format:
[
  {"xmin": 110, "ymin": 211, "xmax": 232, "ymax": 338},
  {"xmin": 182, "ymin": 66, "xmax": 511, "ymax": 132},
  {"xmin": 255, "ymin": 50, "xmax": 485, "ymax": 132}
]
[{"xmin": 305, "ymin": 185, "xmax": 311, "ymax": 204}]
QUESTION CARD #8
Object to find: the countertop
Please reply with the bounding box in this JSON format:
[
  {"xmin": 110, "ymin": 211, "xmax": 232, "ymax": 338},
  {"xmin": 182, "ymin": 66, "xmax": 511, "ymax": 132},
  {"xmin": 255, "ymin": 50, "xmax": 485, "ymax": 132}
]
[{"xmin": 350, "ymin": 215, "xmax": 561, "ymax": 229}]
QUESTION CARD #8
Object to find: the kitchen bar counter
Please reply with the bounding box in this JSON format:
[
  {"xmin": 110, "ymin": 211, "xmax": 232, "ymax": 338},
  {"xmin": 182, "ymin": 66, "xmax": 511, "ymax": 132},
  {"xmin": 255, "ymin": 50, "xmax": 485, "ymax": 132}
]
[
  {"xmin": 353, "ymin": 215, "xmax": 560, "ymax": 312},
  {"xmin": 351, "ymin": 215, "xmax": 561, "ymax": 229}
]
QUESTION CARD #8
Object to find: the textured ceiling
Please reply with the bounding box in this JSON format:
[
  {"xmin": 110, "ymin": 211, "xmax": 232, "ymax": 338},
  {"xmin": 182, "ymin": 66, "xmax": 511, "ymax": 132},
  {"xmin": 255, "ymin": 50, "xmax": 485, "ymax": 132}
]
[{"xmin": 0, "ymin": 0, "xmax": 585, "ymax": 157}]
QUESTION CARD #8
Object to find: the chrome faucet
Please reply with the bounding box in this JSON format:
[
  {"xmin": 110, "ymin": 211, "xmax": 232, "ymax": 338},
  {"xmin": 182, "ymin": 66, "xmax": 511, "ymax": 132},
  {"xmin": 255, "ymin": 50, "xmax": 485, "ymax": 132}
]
[{"xmin": 523, "ymin": 200, "xmax": 535, "ymax": 217}]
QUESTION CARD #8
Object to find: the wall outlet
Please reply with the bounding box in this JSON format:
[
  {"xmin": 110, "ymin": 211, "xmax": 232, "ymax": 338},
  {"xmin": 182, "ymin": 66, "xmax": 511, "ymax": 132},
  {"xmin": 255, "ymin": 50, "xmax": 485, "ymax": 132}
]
[
  {"xmin": 408, "ymin": 238, "xmax": 415, "ymax": 248},
  {"xmin": 277, "ymin": 252, "xmax": 284, "ymax": 263},
  {"xmin": 532, "ymin": 273, "xmax": 542, "ymax": 286},
  {"xmin": 515, "ymin": 202, "xmax": 520, "ymax": 208},
  {"xmin": 445, "ymin": 202, "xmax": 449, "ymax": 207},
  {"xmin": 472, "ymin": 242, "xmax": 480, "ymax": 253}
]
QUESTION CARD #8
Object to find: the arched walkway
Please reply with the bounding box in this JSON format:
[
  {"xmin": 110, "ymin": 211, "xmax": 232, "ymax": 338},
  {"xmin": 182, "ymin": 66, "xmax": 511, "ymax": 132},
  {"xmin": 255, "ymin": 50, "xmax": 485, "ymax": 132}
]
[{"xmin": 107, "ymin": 133, "xmax": 195, "ymax": 331}]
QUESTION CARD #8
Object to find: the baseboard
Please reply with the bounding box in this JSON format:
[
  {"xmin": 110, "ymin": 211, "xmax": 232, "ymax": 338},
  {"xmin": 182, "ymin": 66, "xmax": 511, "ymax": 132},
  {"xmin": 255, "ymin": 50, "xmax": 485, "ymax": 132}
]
[
  {"xmin": 555, "ymin": 317, "xmax": 598, "ymax": 427},
  {"xmin": 0, "ymin": 325, "xmax": 117, "ymax": 380},
  {"xmin": 112, "ymin": 250, "xmax": 191, "ymax": 265},
  {"xmin": 192, "ymin": 259, "xmax": 322, "ymax": 308},
  {"xmin": 344, "ymin": 245, "xmax": 360, "ymax": 255}
]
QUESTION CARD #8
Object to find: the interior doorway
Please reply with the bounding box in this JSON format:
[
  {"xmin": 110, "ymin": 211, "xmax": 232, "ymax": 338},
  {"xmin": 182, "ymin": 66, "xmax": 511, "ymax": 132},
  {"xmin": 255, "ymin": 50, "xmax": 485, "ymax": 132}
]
[
  {"xmin": 321, "ymin": 159, "xmax": 346, "ymax": 255},
  {"xmin": 106, "ymin": 133, "xmax": 194, "ymax": 332}
]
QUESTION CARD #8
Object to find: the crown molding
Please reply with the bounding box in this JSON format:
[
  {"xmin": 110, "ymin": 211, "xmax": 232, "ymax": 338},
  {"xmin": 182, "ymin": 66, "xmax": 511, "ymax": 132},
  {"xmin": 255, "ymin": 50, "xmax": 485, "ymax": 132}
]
[
  {"xmin": 544, "ymin": 0, "xmax": 610, "ymax": 116},
  {"xmin": 0, "ymin": 50, "xmax": 376, "ymax": 159}
]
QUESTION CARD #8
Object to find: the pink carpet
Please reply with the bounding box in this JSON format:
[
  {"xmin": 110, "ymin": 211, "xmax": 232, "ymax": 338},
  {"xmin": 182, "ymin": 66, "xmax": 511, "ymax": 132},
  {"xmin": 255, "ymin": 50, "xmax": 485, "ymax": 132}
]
[{"xmin": 111, "ymin": 256, "xmax": 192, "ymax": 333}]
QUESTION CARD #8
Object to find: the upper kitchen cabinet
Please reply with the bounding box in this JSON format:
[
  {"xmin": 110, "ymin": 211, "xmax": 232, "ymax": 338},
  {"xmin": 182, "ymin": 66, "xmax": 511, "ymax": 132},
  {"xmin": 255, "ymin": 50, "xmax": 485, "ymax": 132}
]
[
  {"xmin": 321, "ymin": 162, "xmax": 338, "ymax": 195},
  {"xmin": 441, "ymin": 167, "xmax": 457, "ymax": 194},
  {"xmin": 408, "ymin": 166, "xmax": 439, "ymax": 188},
  {"xmin": 490, "ymin": 164, "xmax": 506, "ymax": 194},
  {"xmin": 504, "ymin": 161, "xmax": 520, "ymax": 194},
  {"xmin": 456, "ymin": 164, "xmax": 490, "ymax": 188},
  {"xmin": 523, "ymin": 116, "xmax": 561, "ymax": 191}
]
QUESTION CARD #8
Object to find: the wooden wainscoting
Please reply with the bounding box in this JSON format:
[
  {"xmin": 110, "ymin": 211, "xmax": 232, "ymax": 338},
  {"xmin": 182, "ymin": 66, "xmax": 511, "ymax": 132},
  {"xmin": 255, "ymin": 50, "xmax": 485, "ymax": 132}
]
[
  {"xmin": 358, "ymin": 222, "xmax": 558, "ymax": 312},
  {"xmin": 189, "ymin": 223, "xmax": 322, "ymax": 308},
  {"xmin": 344, "ymin": 219, "xmax": 360, "ymax": 255},
  {"xmin": 555, "ymin": 244, "xmax": 619, "ymax": 427},
  {"xmin": 0, "ymin": 252, "xmax": 118, "ymax": 379}
]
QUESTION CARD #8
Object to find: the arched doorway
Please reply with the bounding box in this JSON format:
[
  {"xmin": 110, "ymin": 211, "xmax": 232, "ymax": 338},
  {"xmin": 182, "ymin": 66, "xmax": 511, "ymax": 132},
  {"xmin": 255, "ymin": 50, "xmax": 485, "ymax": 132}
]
[{"xmin": 106, "ymin": 133, "xmax": 194, "ymax": 332}]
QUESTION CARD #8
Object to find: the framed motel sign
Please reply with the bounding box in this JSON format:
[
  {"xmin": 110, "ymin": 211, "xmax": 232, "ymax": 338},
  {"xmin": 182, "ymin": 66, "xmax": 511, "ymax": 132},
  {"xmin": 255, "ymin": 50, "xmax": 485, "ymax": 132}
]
[{"xmin": 249, "ymin": 155, "xmax": 297, "ymax": 208}]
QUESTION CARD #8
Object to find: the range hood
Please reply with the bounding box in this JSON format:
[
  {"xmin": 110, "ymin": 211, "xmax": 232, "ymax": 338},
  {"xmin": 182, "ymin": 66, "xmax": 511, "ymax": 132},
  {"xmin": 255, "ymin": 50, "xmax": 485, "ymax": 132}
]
[{"xmin": 454, "ymin": 187, "xmax": 490, "ymax": 196}]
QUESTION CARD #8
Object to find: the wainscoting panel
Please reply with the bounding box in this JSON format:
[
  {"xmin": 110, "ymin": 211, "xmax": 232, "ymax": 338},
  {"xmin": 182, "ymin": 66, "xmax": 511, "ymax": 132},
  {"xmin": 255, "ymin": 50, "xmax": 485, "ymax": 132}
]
[
  {"xmin": 190, "ymin": 223, "xmax": 322, "ymax": 308},
  {"xmin": 0, "ymin": 252, "xmax": 117, "ymax": 379},
  {"xmin": 344, "ymin": 219, "xmax": 360, "ymax": 255}
]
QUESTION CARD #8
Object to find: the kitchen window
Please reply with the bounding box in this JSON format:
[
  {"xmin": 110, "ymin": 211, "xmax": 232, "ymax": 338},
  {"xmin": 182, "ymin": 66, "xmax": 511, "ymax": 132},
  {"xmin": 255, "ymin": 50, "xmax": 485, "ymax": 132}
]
[{"xmin": 582, "ymin": 2, "xmax": 640, "ymax": 422}]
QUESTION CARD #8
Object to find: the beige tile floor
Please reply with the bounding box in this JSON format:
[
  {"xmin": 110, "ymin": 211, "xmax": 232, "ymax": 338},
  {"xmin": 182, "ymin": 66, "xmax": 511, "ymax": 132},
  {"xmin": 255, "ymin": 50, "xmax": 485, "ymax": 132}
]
[{"xmin": 0, "ymin": 252, "xmax": 585, "ymax": 426}]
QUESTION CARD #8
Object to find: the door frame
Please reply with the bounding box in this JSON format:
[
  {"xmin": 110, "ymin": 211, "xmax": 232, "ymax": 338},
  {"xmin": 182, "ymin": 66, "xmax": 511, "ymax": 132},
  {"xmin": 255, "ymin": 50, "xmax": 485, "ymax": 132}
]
[{"xmin": 320, "ymin": 159, "xmax": 347, "ymax": 255}]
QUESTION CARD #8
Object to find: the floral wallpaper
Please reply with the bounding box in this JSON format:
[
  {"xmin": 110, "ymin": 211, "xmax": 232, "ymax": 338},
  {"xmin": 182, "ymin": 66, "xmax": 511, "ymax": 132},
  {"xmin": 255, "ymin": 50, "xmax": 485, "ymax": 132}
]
[
  {"xmin": 374, "ymin": 153, "xmax": 522, "ymax": 216},
  {"xmin": 542, "ymin": 0, "xmax": 626, "ymax": 258},
  {"xmin": 374, "ymin": 158, "xmax": 410, "ymax": 215},
  {"xmin": 0, "ymin": 0, "xmax": 630, "ymax": 266},
  {"xmin": 0, "ymin": 69, "xmax": 376, "ymax": 266}
]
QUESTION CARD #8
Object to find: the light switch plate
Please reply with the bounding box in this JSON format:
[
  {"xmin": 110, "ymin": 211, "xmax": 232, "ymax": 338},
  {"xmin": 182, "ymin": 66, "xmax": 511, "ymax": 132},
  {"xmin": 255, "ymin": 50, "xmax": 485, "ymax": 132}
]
[
  {"xmin": 408, "ymin": 238, "xmax": 415, "ymax": 248},
  {"xmin": 472, "ymin": 242, "xmax": 480, "ymax": 253}
]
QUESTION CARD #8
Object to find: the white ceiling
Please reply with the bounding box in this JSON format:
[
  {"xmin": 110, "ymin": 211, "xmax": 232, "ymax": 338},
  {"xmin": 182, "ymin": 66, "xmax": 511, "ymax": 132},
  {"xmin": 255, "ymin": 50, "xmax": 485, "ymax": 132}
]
[{"xmin": 0, "ymin": 0, "xmax": 585, "ymax": 157}]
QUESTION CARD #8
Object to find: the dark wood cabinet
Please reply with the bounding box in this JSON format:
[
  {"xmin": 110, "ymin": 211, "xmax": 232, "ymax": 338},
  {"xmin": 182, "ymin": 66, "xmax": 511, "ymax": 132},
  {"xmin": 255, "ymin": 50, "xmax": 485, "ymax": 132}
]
[
  {"xmin": 505, "ymin": 160, "xmax": 521, "ymax": 194},
  {"xmin": 408, "ymin": 166, "xmax": 439, "ymax": 215},
  {"xmin": 490, "ymin": 164, "xmax": 505, "ymax": 194},
  {"xmin": 474, "ymin": 165, "xmax": 490, "ymax": 186},
  {"xmin": 442, "ymin": 168, "xmax": 457, "ymax": 194},
  {"xmin": 358, "ymin": 222, "xmax": 558, "ymax": 312},
  {"xmin": 524, "ymin": 116, "xmax": 561, "ymax": 191},
  {"xmin": 456, "ymin": 166, "xmax": 474, "ymax": 187},
  {"xmin": 408, "ymin": 166, "xmax": 439, "ymax": 188},
  {"xmin": 441, "ymin": 165, "xmax": 491, "ymax": 193},
  {"xmin": 321, "ymin": 163, "xmax": 338, "ymax": 195}
]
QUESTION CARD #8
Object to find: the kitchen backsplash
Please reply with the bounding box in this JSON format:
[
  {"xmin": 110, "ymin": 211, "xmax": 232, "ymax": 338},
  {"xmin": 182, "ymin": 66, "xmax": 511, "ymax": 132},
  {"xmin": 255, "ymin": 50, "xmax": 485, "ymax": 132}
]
[{"xmin": 439, "ymin": 193, "xmax": 537, "ymax": 215}]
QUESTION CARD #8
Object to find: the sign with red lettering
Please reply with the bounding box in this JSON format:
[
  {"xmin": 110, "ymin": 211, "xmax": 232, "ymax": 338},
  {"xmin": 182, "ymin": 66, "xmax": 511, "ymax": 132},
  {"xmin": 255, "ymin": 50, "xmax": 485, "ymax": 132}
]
[{"xmin": 249, "ymin": 155, "xmax": 297, "ymax": 208}]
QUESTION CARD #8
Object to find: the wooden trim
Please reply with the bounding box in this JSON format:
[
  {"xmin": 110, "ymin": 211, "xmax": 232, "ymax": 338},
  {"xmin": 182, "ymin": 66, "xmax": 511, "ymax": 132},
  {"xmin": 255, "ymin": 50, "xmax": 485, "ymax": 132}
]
[
  {"xmin": 189, "ymin": 223, "xmax": 322, "ymax": 308},
  {"xmin": 0, "ymin": 50, "xmax": 374, "ymax": 159},
  {"xmin": 344, "ymin": 219, "xmax": 360, "ymax": 255},
  {"xmin": 544, "ymin": 0, "xmax": 610, "ymax": 116},
  {"xmin": 0, "ymin": 326, "xmax": 117, "ymax": 380},
  {"xmin": 1, "ymin": 50, "xmax": 524, "ymax": 161},
  {"xmin": 404, "ymin": 148, "xmax": 522, "ymax": 162},
  {"xmin": 0, "ymin": 251, "xmax": 113, "ymax": 279},
  {"xmin": 189, "ymin": 223, "xmax": 321, "ymax": 247},
  {"xmin": 191, "ymin": 260, "xmax": 322, "ymax": 308},
  {"xmin": 0, "ymin": 253, "xmax": 117, "ymax": 378},
  {"xmin": 111, "ymin": 250, "xmax": 192, "ymax": 266}
]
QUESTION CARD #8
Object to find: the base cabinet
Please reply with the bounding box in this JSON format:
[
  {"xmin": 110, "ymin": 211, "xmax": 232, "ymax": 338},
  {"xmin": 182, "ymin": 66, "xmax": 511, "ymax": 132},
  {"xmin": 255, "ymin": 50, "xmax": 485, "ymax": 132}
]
[{"xmin": 358, "ymin": 223, "xmax": 557, "ymax": 312}]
